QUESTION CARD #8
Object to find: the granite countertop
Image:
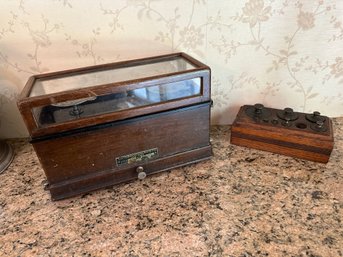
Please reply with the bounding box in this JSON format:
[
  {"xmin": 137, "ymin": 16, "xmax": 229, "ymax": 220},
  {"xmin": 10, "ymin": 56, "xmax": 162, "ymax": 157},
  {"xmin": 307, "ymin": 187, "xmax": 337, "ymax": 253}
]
[{"xmin": 0, "ymin": 119, "xmax": 342, "ymax": 257}]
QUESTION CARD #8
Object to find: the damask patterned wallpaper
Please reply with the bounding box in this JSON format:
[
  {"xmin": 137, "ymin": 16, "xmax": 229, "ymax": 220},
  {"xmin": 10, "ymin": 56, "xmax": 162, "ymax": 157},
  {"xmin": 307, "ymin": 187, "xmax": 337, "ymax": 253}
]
[{"xmin": 0, "ymin": 0, "xmax": 342, "ymax": 138}]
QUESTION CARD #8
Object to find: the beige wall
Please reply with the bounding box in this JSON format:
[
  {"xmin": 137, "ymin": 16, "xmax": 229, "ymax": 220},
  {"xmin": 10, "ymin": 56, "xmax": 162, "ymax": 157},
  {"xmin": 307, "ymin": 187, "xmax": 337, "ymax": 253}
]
[{"xmin": 1, "ymin": 0, "xmax": 342, "ymax": 138}]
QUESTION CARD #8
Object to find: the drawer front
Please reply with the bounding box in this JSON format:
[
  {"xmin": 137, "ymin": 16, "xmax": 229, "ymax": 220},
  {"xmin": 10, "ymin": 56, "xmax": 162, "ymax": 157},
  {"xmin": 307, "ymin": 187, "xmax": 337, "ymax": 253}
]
[
  {"xmin": 48, "ymin": 145, "xmax": 212, "ymax": 200},
  {"xmin": 32, "ymin": 103, "xmax": 211, "ymax": 185}
]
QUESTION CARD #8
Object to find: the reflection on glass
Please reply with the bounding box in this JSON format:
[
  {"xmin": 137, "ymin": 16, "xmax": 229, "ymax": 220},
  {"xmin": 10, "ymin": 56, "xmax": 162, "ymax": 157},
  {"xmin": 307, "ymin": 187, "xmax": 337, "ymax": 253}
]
[
  {"xmin": 33, "ymin": 78, "xmax": 201, "ymax": 127},
  {"xmin": 30, "ymin": 57, "xmax": 196, "ymax": 97}
]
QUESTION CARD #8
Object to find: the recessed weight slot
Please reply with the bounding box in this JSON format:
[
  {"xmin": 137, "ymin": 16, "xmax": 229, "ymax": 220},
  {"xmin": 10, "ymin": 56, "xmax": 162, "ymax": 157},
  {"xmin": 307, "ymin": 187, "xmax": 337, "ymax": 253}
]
[{"xmin": 296, "ymin": 123, "xmax": 307, "ymax": 129}]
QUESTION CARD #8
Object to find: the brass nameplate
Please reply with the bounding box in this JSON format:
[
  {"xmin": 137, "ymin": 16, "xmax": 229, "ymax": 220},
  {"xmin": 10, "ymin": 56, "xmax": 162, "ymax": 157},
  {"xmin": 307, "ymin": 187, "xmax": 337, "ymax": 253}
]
[{"xmin": 116, "ymin": 148, "xmax": 158, "ymax": 167}]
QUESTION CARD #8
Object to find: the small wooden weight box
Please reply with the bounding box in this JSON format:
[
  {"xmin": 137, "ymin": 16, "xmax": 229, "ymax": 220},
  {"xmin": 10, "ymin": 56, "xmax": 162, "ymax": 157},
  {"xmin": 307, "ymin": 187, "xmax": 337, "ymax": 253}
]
[
  {"xmin": 231, "ymin": 104, "xmax": 334, "ymax": 163},
  {"xmin": 17, "ymin": 53, "xmax": 212, "ymax": 200}
]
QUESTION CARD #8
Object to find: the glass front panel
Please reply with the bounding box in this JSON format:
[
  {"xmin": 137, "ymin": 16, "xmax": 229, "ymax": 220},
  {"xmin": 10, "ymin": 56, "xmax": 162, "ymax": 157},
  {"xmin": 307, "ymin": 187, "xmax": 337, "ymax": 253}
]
[
  {"xmin": 32, "ymin": 78, "xmax": 201, "ymax": 127},
  {"xmin": 30, "ymin": 57, "xmax": 196, "ymax": 97}
]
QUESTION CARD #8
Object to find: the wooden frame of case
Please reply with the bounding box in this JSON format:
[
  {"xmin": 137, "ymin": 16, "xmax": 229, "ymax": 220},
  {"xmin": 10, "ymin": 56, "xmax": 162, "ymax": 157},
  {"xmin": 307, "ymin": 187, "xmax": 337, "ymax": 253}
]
[
  {"xmin": 18, "ymin": 52, "xmax": 211, "ymax": 138},
  {"xmin": 17, "ymin": 52, "xmax": 212, "ymax": 200}
]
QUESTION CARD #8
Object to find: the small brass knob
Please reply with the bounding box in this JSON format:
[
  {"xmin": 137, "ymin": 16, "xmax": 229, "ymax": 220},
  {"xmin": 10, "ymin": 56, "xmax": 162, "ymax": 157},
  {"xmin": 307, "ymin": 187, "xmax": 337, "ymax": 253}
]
[
  {"xmin": 313, "ymin": 111, "xmax": 321, "ymax": 117},
  {"xmin": 277, "ymin": 107, "xmax": 298, "ymax": 121},
  {"xmin": 284, "ymin": 108, "xmax": 293, "ymax": 116},
  {"xmin": 306, "ymin": 111, "xmax": 325, "ymax": 123},
  {"xmin": 254, "ymin": 104, "xmax": 264, "ymax": 114},
  {"xmin": 136, "ymin": 166, "xmax": 146, "ymax": 180}
]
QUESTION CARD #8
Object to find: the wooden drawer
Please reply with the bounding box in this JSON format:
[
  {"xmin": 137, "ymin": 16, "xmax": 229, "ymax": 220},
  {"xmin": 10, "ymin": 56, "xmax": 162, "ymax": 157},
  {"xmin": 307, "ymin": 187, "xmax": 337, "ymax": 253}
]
[{"xmin": 48, "ymin": 145, "xmax": 212, "ymax": 200}]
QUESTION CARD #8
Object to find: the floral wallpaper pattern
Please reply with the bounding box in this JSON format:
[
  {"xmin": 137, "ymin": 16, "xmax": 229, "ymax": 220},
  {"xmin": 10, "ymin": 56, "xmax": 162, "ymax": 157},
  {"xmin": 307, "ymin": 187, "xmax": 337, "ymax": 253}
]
[{"xmin": 0, "ymin": 0, "xmax": 342, "ymax": 138}]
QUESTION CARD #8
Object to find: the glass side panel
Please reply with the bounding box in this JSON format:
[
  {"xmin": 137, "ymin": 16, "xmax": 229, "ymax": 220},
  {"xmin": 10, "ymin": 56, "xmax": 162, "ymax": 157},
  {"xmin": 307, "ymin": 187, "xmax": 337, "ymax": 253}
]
[
  {"xmin": 30, "ymin": 57, "xmax": 196, "ymax": 97},
  {"xmin": 32, "ymin": 78, "xmax": 201, "ymax": 127}
]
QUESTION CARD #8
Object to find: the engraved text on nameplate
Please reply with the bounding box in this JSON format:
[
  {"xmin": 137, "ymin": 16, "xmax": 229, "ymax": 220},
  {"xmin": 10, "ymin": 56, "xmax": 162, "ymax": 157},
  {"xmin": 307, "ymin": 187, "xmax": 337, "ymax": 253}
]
[{"xmin": 115, "ymin": 148, "xmax": 158, "ymax": 167}]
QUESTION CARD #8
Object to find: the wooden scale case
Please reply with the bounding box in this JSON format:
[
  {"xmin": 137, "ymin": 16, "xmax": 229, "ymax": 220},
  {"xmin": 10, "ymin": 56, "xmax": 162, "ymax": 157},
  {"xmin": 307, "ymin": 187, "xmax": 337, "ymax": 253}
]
[{"xmin": 17, "ymin": 53, "xmax": 212, "ymax": 200}]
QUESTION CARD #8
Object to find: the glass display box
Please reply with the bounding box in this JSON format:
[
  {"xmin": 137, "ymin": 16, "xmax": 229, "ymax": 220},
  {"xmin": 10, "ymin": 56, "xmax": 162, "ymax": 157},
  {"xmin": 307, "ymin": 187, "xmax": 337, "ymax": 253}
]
[{"xmin": 17, "ymin": 52, "xmax": 212, "ymax": 200}]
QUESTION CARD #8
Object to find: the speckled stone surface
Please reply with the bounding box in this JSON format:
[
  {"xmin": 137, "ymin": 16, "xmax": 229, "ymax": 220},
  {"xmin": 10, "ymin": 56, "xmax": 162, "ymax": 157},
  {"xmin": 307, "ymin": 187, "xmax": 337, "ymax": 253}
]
[{"xmin": 0, "ymin": 119, "xmax": 342, "ymax": 257}]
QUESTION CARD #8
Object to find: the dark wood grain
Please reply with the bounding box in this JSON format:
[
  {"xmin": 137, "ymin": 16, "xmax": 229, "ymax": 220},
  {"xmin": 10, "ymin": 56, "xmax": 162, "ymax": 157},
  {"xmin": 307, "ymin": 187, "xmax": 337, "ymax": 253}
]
[
  {"xmin": 48, "ymin": 145, "xmax": 212, "ymax": 200},
  {"xmin": 33, "ymin": 103, "xmax": 211, "ymax": 199},
  {"xmin": 33, "ymin": 103, "xmax": 210, "ymax": 183},
  {"xmin": 18, "ymin": 52, "xmax": 212, "ymax": 200},
  {"xmin": 230, "ymin": 105, "xmax": 334, "ymax": 163}
]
